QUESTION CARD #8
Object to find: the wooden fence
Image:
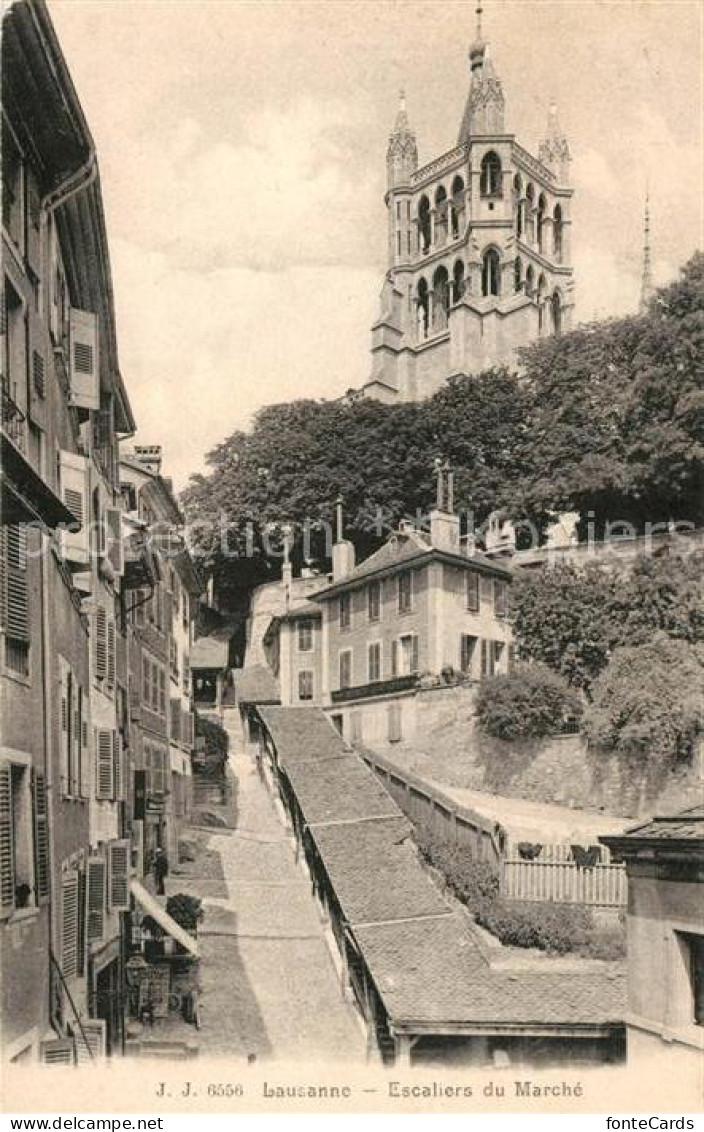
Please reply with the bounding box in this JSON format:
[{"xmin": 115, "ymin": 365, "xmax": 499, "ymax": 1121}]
[
  {"xmin": 502, "ymin": 841, "xmax": 627, "ymax": 908},
  {"xmin": 360, "ymin": 750, "xmax": 506, "ymax": 864}
]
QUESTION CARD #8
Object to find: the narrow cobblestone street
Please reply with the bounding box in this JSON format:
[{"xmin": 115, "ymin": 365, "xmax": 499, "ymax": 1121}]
[{"xmin": 169, "ymin": 740, "xmax": 365, "ymax": 1063}]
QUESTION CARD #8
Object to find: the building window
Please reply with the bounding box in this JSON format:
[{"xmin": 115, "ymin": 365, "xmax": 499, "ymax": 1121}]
[
  {"xmin": 398, "ymin": 571, "xmax": 412, "ymax": 613},
  {"xmin": 368, "ymin": 642, "xmax": 381, "ymax": 683},
  {"xmin": 0, "ymin": 759, "xmax": 48, "ymax": 917},
  {"xmin": 392, "ymin": 634, "xmax": 419, "ymax": 677},
  {"xmin": 495, "ymin": 580, "xmax": 510, "ymax": 618},
  {"xmin": 350, "ymin": 712, "xmax": 363, "ymax": 744},
  {"xmin": 146, "ymin": 744, "xmax": 167, "ymax": 795},
  {"xmin": 480, "ymin": 575, "xmax": 494, "ymax": 608},
  {"xmin": 387, "ymin": 702, "xmax": 402, "ymax": 743},
  {"xmin": 297, "ymin": 618, "xmax": 314, "ymax": 652},
  {"xmin": 466, "ymin": 571, "xmax": 479, "ymax": 611},
  {"xmin": 480, "ymin": 639, "xmax": 501, "ymax": 678},
  {"xmin": 460, "ymin": 634, "xmax": 477, "ymax": 674},
  {"xmin": 339, "ymin": 593, "xmax": 351, "ymax": 631},
  {"xmin": 367, "ymin": 580, "xmax": 381, "ymax": 622},
  {"xmin": 298, "ymin": 670, "xmax": 314, "ymax": 701},
  {"xmin": 480, "ymin": 151, "xmax": 502, "ymax": 198},
  {"xmin": 493, "ymin": 640, "xmax": 505, "ymax": 673},
  {"xmin": 339, "ymin": 650, "xmax": 352, "ymax": 690},
  {"xmin": 680, "ymin": 933, "xmax": 704, "ymax": 1026}
]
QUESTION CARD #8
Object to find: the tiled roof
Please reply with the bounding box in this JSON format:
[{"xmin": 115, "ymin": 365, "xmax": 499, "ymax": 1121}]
[
  {"xmin": 191, "ymin": 637, "xmax": 229, "ymax": 669},
  {"xmin": 311, "ymin": 817, "xmax": 450, "ymax": 926},
  {"xmin": 313, "ymin": 530, "xmax": 511, "ymax": 598},
  {"xmin": 232, "ymin": 665, "xmax": 280, "ymax": 705},
  {"xmin": 257, "ymin": 705, "xmax": 347, "ymax": 764},
  {"xmin": 602, "ymin": 805, "xmax": 704, "ymax": 847},
  {"xmin": 257, "ymin": 705, "xmax": 626, "ymax": 1035},
  {"xmin": 283, "ymin": 755, "xmax": 400, "ymax": 826},
  {"xmin": 354, "ymin": 917, "xmax": 625, "ymax": 1028}
]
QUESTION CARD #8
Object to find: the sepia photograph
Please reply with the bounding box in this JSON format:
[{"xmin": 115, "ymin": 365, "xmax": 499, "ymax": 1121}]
[{"xmin": 0, "ymin": 0, "xmax": 702, "ymax": 1120}]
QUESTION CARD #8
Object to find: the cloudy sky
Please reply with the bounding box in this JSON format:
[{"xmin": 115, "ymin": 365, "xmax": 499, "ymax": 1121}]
[{"xmin": 47, "ymin": 0, "xmax": 702, "ymax": 489}]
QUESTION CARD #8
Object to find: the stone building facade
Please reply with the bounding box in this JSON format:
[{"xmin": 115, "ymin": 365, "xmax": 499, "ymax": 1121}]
[{"xmin": 363, "ymin": 15, "xmax": 573, "ymax": 402}]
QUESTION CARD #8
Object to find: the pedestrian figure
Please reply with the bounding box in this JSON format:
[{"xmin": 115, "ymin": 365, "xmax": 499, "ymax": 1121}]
[{"xmin": 153, "ymin": 847, "xmax": 169, "ymax": 895}]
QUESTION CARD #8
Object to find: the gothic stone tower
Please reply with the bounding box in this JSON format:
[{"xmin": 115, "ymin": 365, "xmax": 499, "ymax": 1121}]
[{"xmin": 363, "ymin": 10, "xmax": 574, "ymax": 402}]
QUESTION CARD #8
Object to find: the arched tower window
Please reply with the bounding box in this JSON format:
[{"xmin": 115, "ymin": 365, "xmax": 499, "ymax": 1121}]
[
  {"xmin": 453, "ymin": 260, "xmax": 465, "ymax": 303},
  {"xmin": 416, "ymin": 277, "xmax": 429, "ymax": 340},
  {"xmin": 513, "ymin": 174, "xmax": 523, "ymax": 238},
  {"xmin": 480, "ymin": 151, "xmax": 502, "ymax": 198},
  {"xmin": 537, "ymin": 273, "xmax": 547, "ymax": 331},
  {"xmin": 451, "ymin": 175, "xmax": 465, "ymax": 238},
  {"xmin": 537, "ymin": 193, "xmax": 547, "ymax": 254},
  {"xmin": 525, "ymin": 183, "xmax": 535, "ymax": 243},
  {"xmin": 525, "ymin": 264, "xmax": 535, "ymax": 297},
  {"xmin": 514, "ymin": 256, "xmax": 522, "ymax": 293},
  {"xmin": 432, "ymin": 265, "xmax": 450, "ymax": 329},
  {"xmin": 553, "ymin": 204, "xmax": 563, "ymax": 261},
  {"xmin": 482, "ymin": 248, "xmax": 501, "ymax": 297},
  {"xmin": 551, "ymin": 290, "xmax": 562, "ymax": 335},
  {"xmin": 435, "ymin": 185, "xmax": 448, "ymax": 247},
  {"xmin": 418, "ymin": 195, "xmax": 431, "ymax": 253}
]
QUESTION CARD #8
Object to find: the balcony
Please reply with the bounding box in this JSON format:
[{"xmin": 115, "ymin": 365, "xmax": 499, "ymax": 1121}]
[
  {"xmin": 1, "ymin": 380, "xmax": 78, "ymax": 529},
  {"xmin": 331, "ymin": 673, "xmax": 419, "ymax": 704}
]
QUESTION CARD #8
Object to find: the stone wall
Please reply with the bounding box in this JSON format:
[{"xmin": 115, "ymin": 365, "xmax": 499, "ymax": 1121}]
[{"xmin": 372, "ymin": 683, "xmax": 703, "ymax": 820}]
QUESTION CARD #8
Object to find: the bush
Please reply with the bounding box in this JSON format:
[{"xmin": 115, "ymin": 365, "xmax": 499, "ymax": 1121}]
[
  {"xmin": 195, "ymin": 714, "xmax": 229, "ymax": 776},
  {"xmin": 414, "ymin": 822, "xmax": 625, "ymax": 958},
  {"xmin": 166, "ymin": 893, "xmax": 204, "ymax": 931},
  {"xmin": 476, "ymin": 664, "xmax": 584, "ymax": 741},
  {"xmin": 584, "ymin": 635, "xmax": 704, "ymax": 762}
]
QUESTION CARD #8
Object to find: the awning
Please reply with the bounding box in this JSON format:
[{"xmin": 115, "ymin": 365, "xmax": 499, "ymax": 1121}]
[
  {"xmin": 131, "ymin": 879, "xmax": 199, "ymax": 958},
  {"xmin": 1, "ymin": 434, "xmax": 79, "ymax": 529}
]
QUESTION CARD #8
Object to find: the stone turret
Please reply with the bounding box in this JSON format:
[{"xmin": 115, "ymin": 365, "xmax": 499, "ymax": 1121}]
[
  {"xmin": 386, "ymin": 90, "xmax": 418, "ymax": 189},
  {"xmin": 458, "ymin": 5, "xmax": 506, "ymax": 141},
  {"xmin": 539, "ymin": 101, "xmax": 571, "ymax": 183}
]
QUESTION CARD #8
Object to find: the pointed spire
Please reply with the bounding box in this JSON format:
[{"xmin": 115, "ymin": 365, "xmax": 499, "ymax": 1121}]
[
  {"xmin": 639, "ymin": 192, "xmax": 654, "ymax": 314},
  {"xmin": 387, "ymin": 87, "xmax": 417, "ymax": 188},
  {"xmin": 459, "ymin": 2, "xmax": 505, "ymax": 142},
  {"xmin": 539, "ymin": 98, "xmax": 571, "ymax": 181}
]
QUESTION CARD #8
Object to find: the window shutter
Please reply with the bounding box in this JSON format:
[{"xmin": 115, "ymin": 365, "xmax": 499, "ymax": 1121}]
[
  {"xmin": 74, "ymin": 1018, "xmax": 106, "ymax": 1064},
  {"xmin": 96, "ymin": 729, "xmax": 114, "ymax": 800},
  {"xmin": 391, "ymin": 639, "xmax": 399, "ymax": 677},
  {"xmin": 95, "ymin": 607, "xmax": 107, "ymax": 680},
  {"xmin": 108, "ymin": 839, "xmax": 130, "ymax": 911},
  {"xmin": 159, "ymin": 669, "xmax": 166, "ymax": 715},
  {"xmin": 59, "ymin": 451, "xmax": 89, "ymax": 566},
  {"xmin": 40, "ymin": 1039, "xmax": 75, "ymax": 1066},
  {"xmin": 86, "ymin": 856, "xmax": 106, "ymax": 942},
  {"xmin": 105, "ymin": 508, "xmax": 124, "ymax": 576},
  {"xmin": 61, "ymin": 870, "xmax": 79, "ymax": 978},
  {"xmin": 107, "ymin": 620, "xmax": 116, "ymax": 689},
  {"xmin": 5, "ymin": 525, "xmax": 29, "ymax": 641},
  {"xmin": 0, "ymin": 762, "xmax": 15, "ymax": 919},
  {"xmin": 79, "ymin": 687, "xmax": 89, "ymax": 799},
  {"xmin": 480, "ymin": 575, "xmax": 494, "ymax": 607},
  {"xmin": 32, "ymin": 770, "xmax": 50, "ymax": 905},
  {"xmin": 481, "ymin": 638, "xmax": 489, "ymax": 677},
  {"xmin": 59, "ymin": 660, "xmax": 70, "ymax": 794},
  {"xmin": 68, "ymin": 308, "xmax": 99, "ymax": 411},
  {"xmin": 112, "ymin": 731, "xmax": 123, "ymax": 801},
  {"xmin": 411, "ymin": 635, "xmax": 419, "ymax": 673}
]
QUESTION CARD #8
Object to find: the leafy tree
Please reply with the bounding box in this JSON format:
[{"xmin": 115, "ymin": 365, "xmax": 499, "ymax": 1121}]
[
  {"xmin": 584, "ymin": 636, "xmax": 704, "ymax": 762},
  {"xmin": 475, "ymin": 664, "xmax": 583, "ymax": 740}
]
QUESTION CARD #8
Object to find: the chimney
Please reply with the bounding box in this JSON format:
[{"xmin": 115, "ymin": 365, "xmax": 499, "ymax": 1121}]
[
  {"xmin": 429, "ymin": 459, "xmax": 460, "ymax": 553},
  {"xmin": 332, "ymin": 495, "xmax": 356, "ymax": 582},
  {"xmin": 131, "ymin": 444, "xmax": 163, "ymax": 476}
]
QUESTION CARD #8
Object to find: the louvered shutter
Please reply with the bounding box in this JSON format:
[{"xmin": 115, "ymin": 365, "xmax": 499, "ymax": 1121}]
[
  {"xmin": 159, "ymin": 669, "xmax": 166, "ymax": 715},
  {"xmin": 61, "ymin": 870, "xmax": 79, "ymax": 978},
  {"xmin": 411, "ymin": 635, "xmax": 419, "ymax": 674},
  {"xmin": 0, "ymin": 529, "xmax": 7, "ymax": 631},
  {"xmin": 69, "ymin": 308, "xmax": 99, "ymax": 411},
  {"xmin": 74, "ymin": 1018, "xmax": 106, "ymax": 1064},
  {"xmin": 105, "ymin": 508, "xmax": 124, "ymax": 575},
  {"xmin": 5, "ymin": 525, "xmax": 29, "ymax": 641},
  {"xmin": 40, "ymin": 1039, "xmax": 75, "ymax": 1066},
  {"xmin": 95, "ymin": 607, "xmax": 107, "ymax": 680},
  {"xmin": 112, "ymin": 731, "xmax": 123, "ymax": 801},
  {"xmin": 481, "ymin": 638, "xmax": 489, "ymax": 677},
  {"xmin": 391, "ymin": 639, "xmax": 399, "ymax": 677},
  {"xmin": 0, "ymin": 762, "xmax": 15, "ymax": 919},
  {"xmin": 107, "ymin": 620, "xmax": 116, "ymax": 688},
  {"xmin": 86, "ymin": 856, "xmax": 106, "ymax": 942},
  {"xmin": 76, "ymin": 866, "xmax": 86, "ymax": 976},
  {"xmin": 108, "ymin": 839, "xmax": 130, "ymax": 910},
  {"xmin": 32, "ymin": 770, "xmax": 50, "ymax": 904},
  {"xmin": 59, "ymin": 451, "xmax": 89, "ymax": 565},
  {"xmin": 59, "ymin": 660, "xmax": 70, "ymax": 794},
  {"xmin": 79, "ymin": 686, "xmax": 89, "ymax": 798},
  {"xmin": 96, "ymin": 729, "xmax": 114, "ymax": 800}
]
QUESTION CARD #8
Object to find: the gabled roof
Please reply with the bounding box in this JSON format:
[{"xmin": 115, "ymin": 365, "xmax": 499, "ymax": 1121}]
[
  {"xmin": 313, "ymin": 529, "xmax": 511, "ymax": 600},
  {"xmin": 601, "ymin": 805, "xmax": 704, "ymax": 860}
]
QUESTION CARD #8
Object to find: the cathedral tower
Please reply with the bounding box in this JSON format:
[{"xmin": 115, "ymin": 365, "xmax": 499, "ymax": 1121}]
[{"xmin": 363, "ymin": 5, "xmax": 575, "ymax": 403}]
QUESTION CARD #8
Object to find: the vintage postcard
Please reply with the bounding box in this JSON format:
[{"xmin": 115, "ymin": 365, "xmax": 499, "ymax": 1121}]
[{"xmin": 0, "ymin": 0, "xmax": 702, "ymax": 1120}]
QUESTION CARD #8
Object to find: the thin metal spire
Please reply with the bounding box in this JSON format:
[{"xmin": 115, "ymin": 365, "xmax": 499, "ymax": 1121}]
[
  {"xmin": 639, "ymin": 192, "xmax": 653, "ymax": 314},
  {"xmin": 476, "ymin": 3, "xmax": 484, "ymax": 40}
]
